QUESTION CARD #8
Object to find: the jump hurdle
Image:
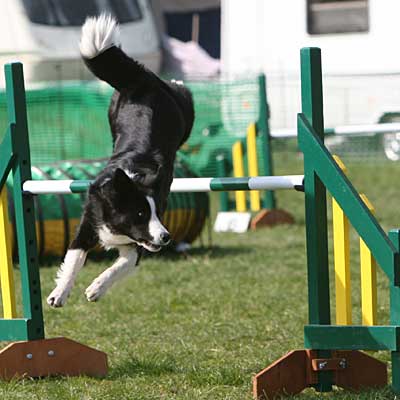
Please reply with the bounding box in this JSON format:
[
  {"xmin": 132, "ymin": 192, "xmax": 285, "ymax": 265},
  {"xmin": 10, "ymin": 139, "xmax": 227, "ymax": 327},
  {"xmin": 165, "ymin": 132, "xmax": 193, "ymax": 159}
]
[
  {"xmin": 231, "ymin": 123, "xmax": 263, "ymax": 212},
  {"xmin": 0, "ymin": 63, "xmax": 108, "ymax": 380},
  {"xmin": 214, "ymin": 123, "xmax": 294, "ymax": 229},
  {"xmin": 216, "ymin": 75, "xmax": 295, "ymax": 229},
  {"xmin": 0, "ymin": 61, "xmax": 306, "ymax": 381},
  {"xmin": 253, "ymin": 47, "xmax": 400, "ymax": 399}
]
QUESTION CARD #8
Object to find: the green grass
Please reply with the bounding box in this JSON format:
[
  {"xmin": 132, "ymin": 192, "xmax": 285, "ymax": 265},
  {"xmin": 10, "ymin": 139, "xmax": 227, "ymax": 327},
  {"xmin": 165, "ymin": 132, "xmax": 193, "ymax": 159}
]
[{"xmin": 2, "ymin": 154, "xmax": 400, "ymax": 399}]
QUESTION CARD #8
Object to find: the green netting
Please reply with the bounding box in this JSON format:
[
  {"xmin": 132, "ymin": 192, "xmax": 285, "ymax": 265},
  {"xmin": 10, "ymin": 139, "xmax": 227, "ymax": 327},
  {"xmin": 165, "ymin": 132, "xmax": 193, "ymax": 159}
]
[
  {"xmin": 182, "ymin": 77, "xmax": 264, "ymax": 176},
  {"xmin": 0, "ymin": 76, "xmax": 265, "ymax": 177},
  {"xmin": 0, "ymin": 81, "xmax": 114, "ymax": 163}
]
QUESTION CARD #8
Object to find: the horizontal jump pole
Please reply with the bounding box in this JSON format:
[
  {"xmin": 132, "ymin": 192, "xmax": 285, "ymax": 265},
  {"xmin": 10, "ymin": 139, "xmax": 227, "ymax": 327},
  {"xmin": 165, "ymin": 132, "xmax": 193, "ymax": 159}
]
[
  {"xmin": 22, "ymin": 175, "xmax": 304, "ymax": 195},
  {"xmin": 271, "ymin": 122, "xmax": 400, "ymax": 139}
]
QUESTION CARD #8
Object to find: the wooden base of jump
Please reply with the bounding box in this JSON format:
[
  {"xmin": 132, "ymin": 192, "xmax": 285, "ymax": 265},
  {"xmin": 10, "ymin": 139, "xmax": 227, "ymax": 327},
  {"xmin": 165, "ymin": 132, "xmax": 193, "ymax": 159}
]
[
  {"xmin": 253, "ymin": 349, "xmax": 387, "ymax": 399},
  {"xmin": 0, "ymin": 337, "xmax": 108, "ymax": 380},
  {"xmin": 251, "ymin": 209, "xmax": 294, "ymax": 229}
]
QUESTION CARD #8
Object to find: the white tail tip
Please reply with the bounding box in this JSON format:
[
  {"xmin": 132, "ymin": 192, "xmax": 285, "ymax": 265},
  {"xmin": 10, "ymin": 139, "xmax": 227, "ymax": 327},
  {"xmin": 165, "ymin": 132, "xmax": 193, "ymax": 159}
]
[{"xmin": 79, "ymin": 14, "xmax": 120, "ymax": 59}]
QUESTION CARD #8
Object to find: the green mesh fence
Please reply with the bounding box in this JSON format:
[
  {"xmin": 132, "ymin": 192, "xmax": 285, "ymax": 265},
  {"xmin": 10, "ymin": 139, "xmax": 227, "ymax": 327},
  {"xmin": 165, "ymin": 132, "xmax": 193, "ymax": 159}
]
[
  {"xmin": 0, "ymin": 76, "xmax": 265, "ymax": 177},
  {"xmin": 181, "ymin": 77, "xmax": 264, "ymax": 176},
  {"xmin": 324, "ymin": 112, "xmax": 400, "ymax": 163},
  {"xmin": 0, "ymin": 81, "xmax": 113, "ymax": 164}
]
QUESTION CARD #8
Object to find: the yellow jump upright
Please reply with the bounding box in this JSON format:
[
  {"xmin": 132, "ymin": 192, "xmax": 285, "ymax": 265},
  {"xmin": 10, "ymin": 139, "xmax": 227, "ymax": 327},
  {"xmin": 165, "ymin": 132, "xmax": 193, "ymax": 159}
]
[
  {"xmin": 0, "ymin": 187, "xmax": 16, "ymax": 318},
  {"xmin": 359, "ymin": 194, "xmax": 377, "ymax": 325},
  {"xmin": 232, "ymin": 141, "xmax": 247, "ymax": 212},
  {"xmin": 332, "ymin": 156, "xmax": 352, "ymax": 325},
  {"xmin": 246, "ymin": 123, "xmax": 261, "ymax": 211},
  {"xmin": 332, "ymin": 155, "xmax": 378, "ymax": 327}
]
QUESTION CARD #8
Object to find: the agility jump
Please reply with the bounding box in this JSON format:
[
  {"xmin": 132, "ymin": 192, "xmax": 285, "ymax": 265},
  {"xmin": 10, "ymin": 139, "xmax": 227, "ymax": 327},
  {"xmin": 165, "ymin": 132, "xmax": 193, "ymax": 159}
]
[
  {"xmin": 253, "ymin": 47, "xmax": 400, "ymax": 399},
  {"xmin": 0, "ymin": 60, "xmax": 305, "ymax": 381},
  {"xmin": 1, "ymin": 48, "xmax": 400, "ymax": 400}
]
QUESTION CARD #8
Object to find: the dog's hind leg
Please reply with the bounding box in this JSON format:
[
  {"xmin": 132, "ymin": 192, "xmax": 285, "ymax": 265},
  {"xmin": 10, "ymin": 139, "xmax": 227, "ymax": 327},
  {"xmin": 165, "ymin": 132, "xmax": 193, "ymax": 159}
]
[{"xmin": 85, "ymin": 245, "xmax": 139, "ymax": 302}]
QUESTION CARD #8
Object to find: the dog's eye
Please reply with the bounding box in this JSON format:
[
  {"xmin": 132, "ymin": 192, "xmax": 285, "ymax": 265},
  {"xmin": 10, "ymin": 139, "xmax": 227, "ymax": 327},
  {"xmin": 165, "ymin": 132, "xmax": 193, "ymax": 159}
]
[{"xmin": 137, "ymin": 211, "xmax": 144, "ymax": 218}]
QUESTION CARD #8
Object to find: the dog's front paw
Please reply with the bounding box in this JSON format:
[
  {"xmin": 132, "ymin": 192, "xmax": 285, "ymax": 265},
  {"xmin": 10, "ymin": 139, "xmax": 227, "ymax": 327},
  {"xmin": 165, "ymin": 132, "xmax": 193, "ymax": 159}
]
[
  {"xmin": 85, "ymin": 278, "xmax": 109, "ymax": 302},
  {"xmin": 47, "ymin": 286, "xmax": 70, "ymax": 307}
]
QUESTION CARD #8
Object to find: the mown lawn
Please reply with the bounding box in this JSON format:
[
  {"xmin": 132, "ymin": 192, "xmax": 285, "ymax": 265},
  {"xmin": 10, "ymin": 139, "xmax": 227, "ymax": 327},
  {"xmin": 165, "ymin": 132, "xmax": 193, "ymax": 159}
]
[{"xmin": 2, "ymin": 152, "xmax": 400, "ymax": 399}]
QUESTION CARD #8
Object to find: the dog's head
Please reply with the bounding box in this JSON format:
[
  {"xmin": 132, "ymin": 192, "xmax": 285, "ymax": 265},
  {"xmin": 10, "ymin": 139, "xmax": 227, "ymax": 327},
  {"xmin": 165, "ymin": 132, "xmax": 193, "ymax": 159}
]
[{"xmin": 90, "ymin": 167, "xmax": 170, "ymax": 252}]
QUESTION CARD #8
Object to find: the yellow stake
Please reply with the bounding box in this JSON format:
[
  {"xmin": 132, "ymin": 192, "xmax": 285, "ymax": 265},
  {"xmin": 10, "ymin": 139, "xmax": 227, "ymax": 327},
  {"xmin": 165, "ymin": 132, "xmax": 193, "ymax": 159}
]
[
  {"xmin": 0, "ymin": 187, "xmax": 17, "ymax": 318},
  {"xmin": 232, "ymin": 141, "xmax": 247, "ymax": 212},
  {"xmin": 332, "ymin": 155, "xmax": 352, "ymax": 325},
  {"xmin": 246, "ymin": 123, "xmax": 261, "ymax": 211},
  {"xmin": 359, "ymin": 193, "xmax": 377, "ymax": 326}
]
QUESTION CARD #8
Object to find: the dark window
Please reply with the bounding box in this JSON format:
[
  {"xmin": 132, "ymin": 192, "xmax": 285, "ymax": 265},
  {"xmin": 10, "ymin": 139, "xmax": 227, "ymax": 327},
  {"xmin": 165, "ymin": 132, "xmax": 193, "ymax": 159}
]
[
  {"xmin": 22, "ymin": 0, "xmax": 142, "ymax": 26},
  {"xmin": 165, "ymin": 8, "xmax": 221, "ymax": 59},
  {"xmin": 307, "ymin": 0, "xmax": 369, "ymax": 35}
]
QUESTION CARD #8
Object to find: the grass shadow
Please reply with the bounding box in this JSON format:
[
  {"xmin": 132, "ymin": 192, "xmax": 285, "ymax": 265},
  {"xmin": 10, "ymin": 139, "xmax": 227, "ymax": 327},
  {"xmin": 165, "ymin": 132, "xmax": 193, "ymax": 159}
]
[
  {"xmin": 148, "ymin": 245, "xmax": 252, "ymax": 261},
  {"xmin": 37, "ymin": 245, "xmax": 251, "ymax": 267},
  {"xmin": 109, "ymin": 356, "xmax": 179, "ymax": 379}
]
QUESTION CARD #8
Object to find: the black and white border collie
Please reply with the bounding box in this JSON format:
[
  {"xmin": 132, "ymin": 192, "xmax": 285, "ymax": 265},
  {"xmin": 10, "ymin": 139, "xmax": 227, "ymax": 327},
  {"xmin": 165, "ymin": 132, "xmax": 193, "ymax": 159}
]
[{"xmin": 47, "ymin": 14, "xmax": 194, "ymax": 307}]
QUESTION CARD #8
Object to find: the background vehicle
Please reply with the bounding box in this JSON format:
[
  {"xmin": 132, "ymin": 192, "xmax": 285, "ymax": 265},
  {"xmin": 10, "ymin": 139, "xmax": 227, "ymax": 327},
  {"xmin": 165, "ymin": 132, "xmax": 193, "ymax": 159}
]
[
  {"xmin": 221, "ymin": 0, "xmax": 400, "ymax": 159},
  {"xmin": 0, "ymin": 0, "xmax": 161, "ymax": 86}
]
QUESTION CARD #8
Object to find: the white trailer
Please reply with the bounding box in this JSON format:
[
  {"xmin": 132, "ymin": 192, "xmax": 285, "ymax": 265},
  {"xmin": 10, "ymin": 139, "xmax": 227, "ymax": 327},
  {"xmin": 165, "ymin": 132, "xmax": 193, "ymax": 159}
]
[
  {"xmin": 221, "ymin": 0, "xmax": 400, "ymax": 158},
  {"xmin": 0, "ymin": 0, "xmax": 161, "ymax": 86}
]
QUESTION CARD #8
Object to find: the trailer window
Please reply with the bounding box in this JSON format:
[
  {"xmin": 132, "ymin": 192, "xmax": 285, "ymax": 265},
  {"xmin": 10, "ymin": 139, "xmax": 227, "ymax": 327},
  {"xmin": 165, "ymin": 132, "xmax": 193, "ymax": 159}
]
[
  {"xmin": 307, "ymin": 0, "xmax": 369, "ymax": 35},
  {"xmin": 22, "ymin": 0, "xmax": 142, "ymax": 26}
]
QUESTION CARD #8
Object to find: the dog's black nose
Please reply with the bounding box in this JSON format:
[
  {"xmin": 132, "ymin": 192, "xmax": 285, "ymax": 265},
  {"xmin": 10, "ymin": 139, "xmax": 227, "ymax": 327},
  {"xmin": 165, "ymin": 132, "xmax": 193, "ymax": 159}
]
[{"xmin": 160, "ymin": 232, "xmax": 171, "ymax": 245}]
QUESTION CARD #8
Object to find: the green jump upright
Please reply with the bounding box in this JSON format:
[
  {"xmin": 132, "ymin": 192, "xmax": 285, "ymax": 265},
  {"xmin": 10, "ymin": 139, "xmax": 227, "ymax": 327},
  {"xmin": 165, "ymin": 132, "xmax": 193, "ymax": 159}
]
[
  {"xmin": 257, "ymin": 74, "xmax": 276, "ymax": 210},
  {"xmin": 253, "ymin": 48, "xmax": 399, "ymax": 399},
  {"xmin": 250, "ymin": 74, "xmax": 296, "ymax": 228},
  {"xmin": 0, "ymin": 63, "xmax": 44, "ymax": 341},
  {"xmin": 300, "ymin": 47, "xmax": 332, "ymax": 393},
  {"xmin": 0, "ymin": 62, "xmax": 107, "ymax": 380}
]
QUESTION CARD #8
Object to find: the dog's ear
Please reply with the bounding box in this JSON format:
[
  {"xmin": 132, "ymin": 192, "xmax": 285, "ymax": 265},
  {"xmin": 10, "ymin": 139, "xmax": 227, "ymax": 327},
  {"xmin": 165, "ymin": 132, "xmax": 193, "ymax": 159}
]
[
  {"xmin": 89, "ymin": 175, "xmax": 112, "ymax": 195},
  {"xmin": 89, "ymin": 169, "xmax": 134, "ymax": 197},
  {"xmin": 113, "ymin": 168, "xmax": 133, "ymax": 190},
  {"xmin": 130, "ymin": 163, "xmax": 161, "ymax": 187}
]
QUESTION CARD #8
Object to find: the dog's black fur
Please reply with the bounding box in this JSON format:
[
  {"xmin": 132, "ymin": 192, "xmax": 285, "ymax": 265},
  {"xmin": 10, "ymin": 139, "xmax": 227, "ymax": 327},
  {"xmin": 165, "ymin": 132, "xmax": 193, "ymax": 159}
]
[
  {"xmin": 47, "ymin": 16, "xmax": 194, "ymax": 307},
  {"xmin": 71, "ymin": 34, "xmax": 194, "ymax": 254}
]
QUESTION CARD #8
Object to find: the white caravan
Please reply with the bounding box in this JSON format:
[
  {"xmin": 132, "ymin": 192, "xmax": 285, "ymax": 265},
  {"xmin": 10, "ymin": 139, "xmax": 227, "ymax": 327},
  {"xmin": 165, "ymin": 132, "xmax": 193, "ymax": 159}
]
[
  {"xmin": 0, "ymin": 0, "xmax": 160, "ymax": 86},
  {"xmin": 221, "ymin": 0, "xmax": 400, "ymax": 158}
]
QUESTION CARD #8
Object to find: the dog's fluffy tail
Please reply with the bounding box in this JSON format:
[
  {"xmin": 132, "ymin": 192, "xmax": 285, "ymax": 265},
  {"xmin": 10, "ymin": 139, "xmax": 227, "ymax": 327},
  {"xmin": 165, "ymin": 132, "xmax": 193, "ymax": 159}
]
[{"xmin": 80, "ymin": 14, "xmax": 156, "ymax": 90}]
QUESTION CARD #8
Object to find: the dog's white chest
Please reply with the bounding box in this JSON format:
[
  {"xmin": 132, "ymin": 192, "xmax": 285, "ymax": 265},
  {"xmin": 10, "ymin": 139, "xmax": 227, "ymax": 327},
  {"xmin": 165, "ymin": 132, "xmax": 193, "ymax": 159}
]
[{"xmin": 98, "ymin": 225, "xmax": 134, "ymax": 249}]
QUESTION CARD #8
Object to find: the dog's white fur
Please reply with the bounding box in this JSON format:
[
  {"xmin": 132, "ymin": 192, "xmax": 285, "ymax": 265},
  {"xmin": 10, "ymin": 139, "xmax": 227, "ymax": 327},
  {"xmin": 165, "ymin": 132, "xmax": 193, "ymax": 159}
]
[
  {"xmin": 79, "ymin": 14, "xmax": 120, "ymax": 59},
  {"xmin": 47, "ymin": 195, "xmax": 167, "ymax": 306},
  {"xmin": 47, "ymin": 245, "xmax": 139, "ymax": 305},
  {"xmin": 98, "ymin": 225, "xmax": 134, "ymax": 250},
  {"xmin": 122, "ymin": 169, "xmax": 139, "ymax": 180},
  {"xmin": 46, "ymin": 249, "xmax": 87, "ymax": 307},
  {"xmin": 85, "ymin": 246, "xmax": 139, "ymax": 302},
  {"xmin": 146, "ymin": 196, "xmax": 169, "ymax": 241}
]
